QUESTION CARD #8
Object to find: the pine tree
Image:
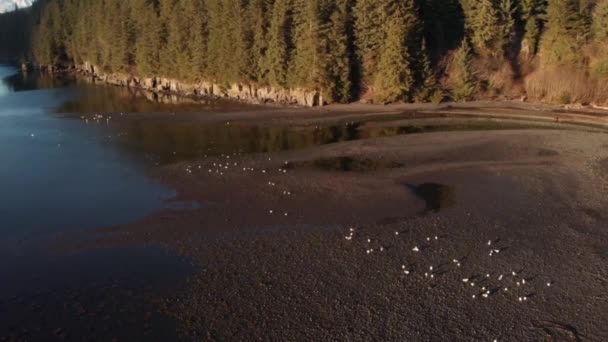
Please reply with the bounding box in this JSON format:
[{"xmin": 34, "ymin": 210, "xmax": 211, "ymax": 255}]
[
  {"xmin": 159, "ymin": 0, "xmax": 179, "ymax": 77},
  {"xmin": 205, "ymin": 0, "xmax": 226, "ymax": 81},
  {"xmin": 521, "ymin": 0, "xmax": 548, "ymax": 56},
  {"xmin": 32, "ymin": 0, "xmax": 61, "ymax": 67},
  {"xmin": 579, "ymin": 0, "xmax": 594, "ymax": 43},
  {"xmin": 158, "ymin": 0, "xmax": 202, "ymax": 81},
  {"xmin": 267, "ymin": 0, "xmax": 293, "ymax": 88},
  {"xmin": 240, "ymin": 0, "xmax": 261, "ymax": 83},
  {"xmin": 451, "ymin": 38, "xmax": 477, "ymax": 102},
  {"xmin": 110, "ymin": 1, "xmax": 135, "ymax": 72},
  {"xmin": 353, "ymin": 0, "xmax": 385, "ymax": 80},
  {"xmin": 64, "ymin": 0, "xmax": 83, "ymax": 65},
  {"xmin": 593, "ymin": 0, "xmax": 608, "ymax": 41},
  {"xmin": 322, "ymin": 0, "xmax": 354, "ymax": 103},
  {"xmin": 97, "ymin": 0, "xmax": 117, "ymax": 72},
  {"xmin": 420, "ymin": 0, "xmax": 465, "ymax": 56},
  {"xmin": 58, "ymin": 0, "xmax": 77, "ymax": 63},
  {"xmin": 541, "ymin": 0, "xmax": 588, "ymax": 65},
  {"xmin": 498, "ymin": 0, "xmax": 517, "ymax": 55},
  {"xmin": 373, "ymin": 0, "xmax": 419, "ymax": 103},
  {"xmin": 133, "ymin": 0, "xmax": 162, "ymax": 76},
  {"xmin": 224, "ymin": 0, "xmax": 247, "ymax": 83},
  {"xmin": 415, "ymin": 39, "xmax": 438, "ymax": 102},
  {"xmin": 592, "ymin": 0, "xmax": 608, "ymax": 78},
  {"xmin": 83, "ymin": 0, "xmax": 99, "ymax": 64},
  {"xmin": 187, "ymin": 0, "xmax": 208, "ymax": 79},
  {"xmin": 290, "ymin": 0, "xmax": 324, "ymax": 89},
  {"xmin": 462, "ymin": 0, "xmax": 501, "ymax": 57},
  {"xmin": 204, "ymin": 0, "xmax": 247, "ymax": 84},
  {"xmin": 245, "ymin": 0, "xmax": 271, "ymax": 83}
]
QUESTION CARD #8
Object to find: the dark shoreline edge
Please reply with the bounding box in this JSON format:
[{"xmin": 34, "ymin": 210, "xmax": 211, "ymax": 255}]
[{"xmin": 7, "ymin": 62, "xmax": 608, "ymax": 130}]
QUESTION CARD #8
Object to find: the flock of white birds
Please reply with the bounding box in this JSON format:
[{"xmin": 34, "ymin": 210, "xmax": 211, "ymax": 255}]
[{"xmin": 345, "ymin": 227, "xmax": 557, "ymax": 342}]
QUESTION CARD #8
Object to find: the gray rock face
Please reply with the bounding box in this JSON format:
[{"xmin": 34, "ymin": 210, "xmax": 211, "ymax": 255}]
[{"xmin": 76, "ymin": 63, "xmax": 322, "ymax": 107}]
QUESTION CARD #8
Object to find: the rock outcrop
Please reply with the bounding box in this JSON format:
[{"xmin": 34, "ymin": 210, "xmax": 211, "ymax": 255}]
[{"xmin": 77, "ymin": 62, "xmax": 322, "ymax": 107}]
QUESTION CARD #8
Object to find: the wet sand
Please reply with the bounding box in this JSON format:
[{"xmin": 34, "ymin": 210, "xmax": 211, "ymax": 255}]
[{"xmin": 26, "ymin": 104, "xmax": 608, "ymax": 340}]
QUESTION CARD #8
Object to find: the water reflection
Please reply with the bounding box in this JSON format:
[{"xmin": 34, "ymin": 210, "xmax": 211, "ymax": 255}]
[
  {"xmin": 112, "ymin": 119, "xmax": 555, "ymax": 165},
  {"xmin": 5, "ymin": 69, "xmax": 261, "ymax": 113},
  {"xmin": 0, "ymin": 66, "xmax": 177, "ymax": 241},
  {"xmin": 2, "ymin": 70, "xmax": 74, "ymax": 92},
  {"xmin": 58, "ymin": 80, "xmax": 262, "ymax": 114},
  {"xmin": 116, "ymin": 121, "xmax": 367, "ymax": 164},
  {"xmin": 0, "ymin": 65, "xmax": 192, "ymax": 341}
]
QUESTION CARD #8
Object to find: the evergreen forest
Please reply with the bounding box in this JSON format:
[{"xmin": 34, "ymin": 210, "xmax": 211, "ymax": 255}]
[{"xmin": 1, "ymin": 0, "xmax": 608, "ymax": 104}]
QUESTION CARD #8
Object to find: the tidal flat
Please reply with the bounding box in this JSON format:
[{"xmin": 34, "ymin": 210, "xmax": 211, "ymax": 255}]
[
  {"xmin": 2, "ymin": 67, "xmax": 608, "ymax": 341},
  {"xmin": 59, "ymin": 107, "xmax": 608, "ymax": 341}
]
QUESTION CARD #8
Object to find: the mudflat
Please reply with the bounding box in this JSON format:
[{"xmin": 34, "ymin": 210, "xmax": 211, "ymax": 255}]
[
  {"xmin": 56, "ymin": 104, "xmax": 608, "ymax": 341},
  {"xmin": 5, "ymin": 103, "xmax": 607, "ymax": 341}
]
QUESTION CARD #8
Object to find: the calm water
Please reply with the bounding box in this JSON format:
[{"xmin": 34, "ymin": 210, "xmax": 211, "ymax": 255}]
[
  {"xmin": 0, "ymin": 66, "xmax": 225, "ymax": 341},
  {"xmin": 0, "ymin": 67, "xmax": 176, "ymax": 244}
]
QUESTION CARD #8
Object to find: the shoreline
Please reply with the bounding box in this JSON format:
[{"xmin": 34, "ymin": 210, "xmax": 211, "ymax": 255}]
[
  {"xmin": 23, "ymin": 62, "xmax": 608, "ymax": 118},
  {"xmin": 72, "ymin": 62, "xmax": 323, "ymax": 108}
]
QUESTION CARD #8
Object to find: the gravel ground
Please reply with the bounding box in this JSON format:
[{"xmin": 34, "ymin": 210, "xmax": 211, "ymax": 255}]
[{"xmin": 73, "ymin": 112, "xmax": 608, "ymax": 341}]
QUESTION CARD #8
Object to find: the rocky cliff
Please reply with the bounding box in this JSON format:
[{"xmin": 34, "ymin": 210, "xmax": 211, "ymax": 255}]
[{"xmin": 78, "ymin": 62, "xmax": 323, "ymax": 107}]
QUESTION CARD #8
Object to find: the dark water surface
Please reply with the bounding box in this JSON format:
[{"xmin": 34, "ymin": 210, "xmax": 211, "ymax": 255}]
[
  {"xmin": 0, "ymin": 66, "xmax": 226, "ymax": 341},
  {"xmin": 1, "ymin": 67, "xmax": 179, "ymax": 239}
]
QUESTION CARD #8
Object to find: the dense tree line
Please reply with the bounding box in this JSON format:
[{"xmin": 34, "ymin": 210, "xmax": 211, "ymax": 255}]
[
  {"xmin": 0, "ymin": 3, "xmax": 41, "ymax": 62},
  {"xmin": 1, "ymin": 0, "xmax": 608, "ymax": 104}
]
